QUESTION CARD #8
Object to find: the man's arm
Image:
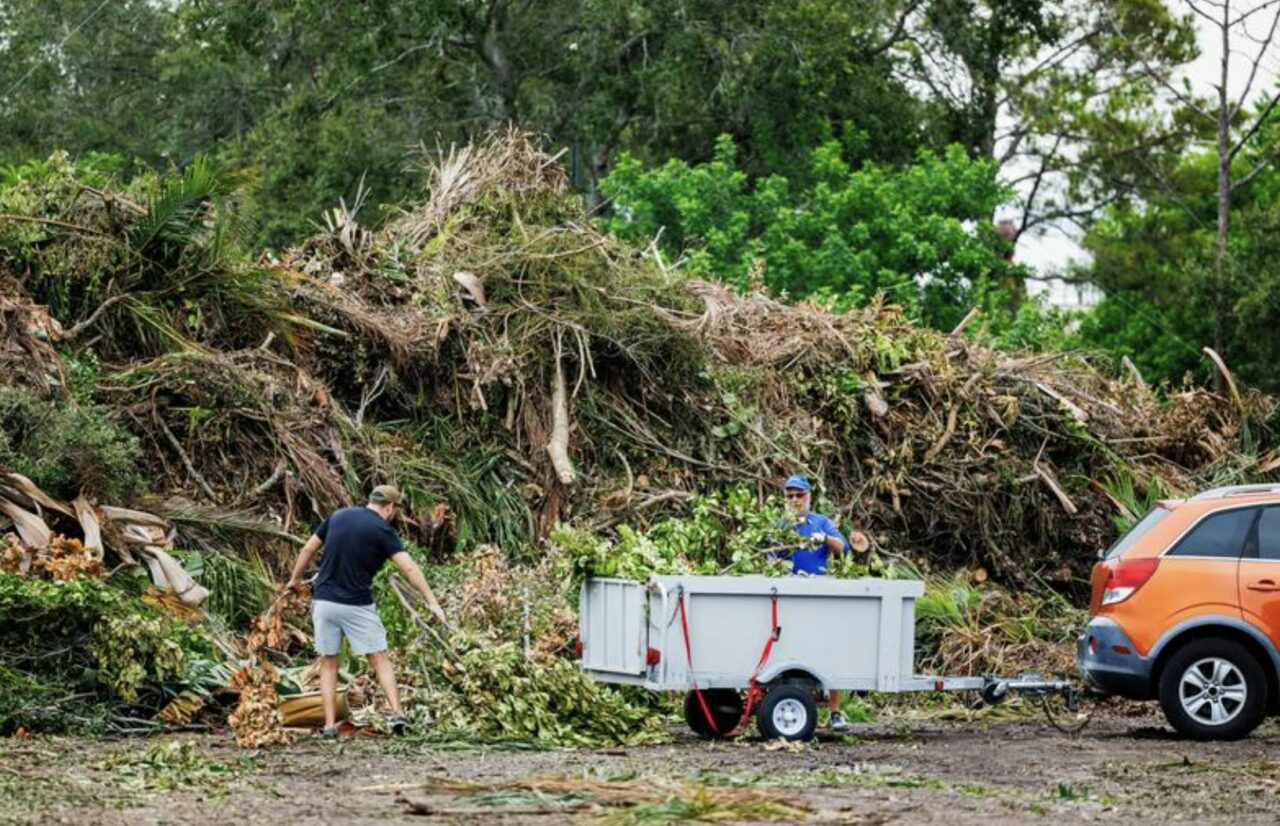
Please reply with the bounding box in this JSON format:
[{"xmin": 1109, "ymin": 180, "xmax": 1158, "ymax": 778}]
[
  {"xmin": 286, "ymin": 534, "xmax": 323, "ymax": 590},
  {"xmin": 391, "ymin": 551, "xmax": 449, "ymax": 627},
  {"xmin": 820, "ymin": 517, "xmax": 850, "ymax": 556}
]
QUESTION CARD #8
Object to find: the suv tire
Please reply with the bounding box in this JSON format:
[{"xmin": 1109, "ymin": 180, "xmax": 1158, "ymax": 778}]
[{"xmin": 1158, "ymin": 638, "xmax": 1267, "ymax": 740}]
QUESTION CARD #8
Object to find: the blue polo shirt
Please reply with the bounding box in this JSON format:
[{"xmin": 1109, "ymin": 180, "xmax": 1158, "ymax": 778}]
[{"xmin": 776, "ymin": 512, "xmax": 850, "ymax": 575}]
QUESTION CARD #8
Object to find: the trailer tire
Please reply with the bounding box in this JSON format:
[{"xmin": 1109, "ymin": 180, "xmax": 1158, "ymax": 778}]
[
  {"xmin": 756, "ymin": 684, "xmax": 817, "ymax": 742},
  {"xmin": 683, "ymin": 689, "xmax": 744, "ymax": 739}
]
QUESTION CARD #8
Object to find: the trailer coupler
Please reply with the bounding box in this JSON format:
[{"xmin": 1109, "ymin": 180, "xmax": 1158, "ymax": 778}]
[{"xmin": 979, "ymin": 674, "xmax": 1077, "ymax": 710}]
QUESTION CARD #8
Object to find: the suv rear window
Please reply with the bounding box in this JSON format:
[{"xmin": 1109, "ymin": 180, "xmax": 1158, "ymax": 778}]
[
  {"xmin": 1167, "ymin": 507, "xmax": 1256, "ymax": 558},
  {"xmin": 1105, "ymin": 506, "xmax": 1171, "ymax": 560}
]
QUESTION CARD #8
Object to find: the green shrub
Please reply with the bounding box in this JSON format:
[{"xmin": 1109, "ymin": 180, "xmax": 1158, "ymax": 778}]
[{"xmin": 0, "ymin": 387, "xmax": 145, "ymax": 501}]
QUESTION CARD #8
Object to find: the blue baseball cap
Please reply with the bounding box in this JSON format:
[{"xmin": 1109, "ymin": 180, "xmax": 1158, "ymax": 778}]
[{"xmin": 782, "ymin": 475, "xmax": 811, "ymax": 492}]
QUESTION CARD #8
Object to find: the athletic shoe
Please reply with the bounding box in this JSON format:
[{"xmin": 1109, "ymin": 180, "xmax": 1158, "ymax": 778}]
[{"xmin": 829, "ymin": 712, "xmax": 850, "ymax": 732}]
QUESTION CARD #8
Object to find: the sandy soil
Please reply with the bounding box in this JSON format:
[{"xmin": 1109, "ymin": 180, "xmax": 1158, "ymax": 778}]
[{"xmin": 5, "ymin": 708, "xmax": 1280, "ymax": 825}]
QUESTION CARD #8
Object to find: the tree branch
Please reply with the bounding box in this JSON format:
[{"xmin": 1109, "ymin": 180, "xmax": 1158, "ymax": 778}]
[
  {"xmin": 1230, "ymin": 89, "xmax": 1280, "ymax": 160},
  {"xmin": 1017, "ymin": 134, "xmax": 1065, "ymax": 238},
  {"xmin": 60, "ymin": 290, "xmax": 129, "ymax": 343},
  {"xmin": 861, "ymin": 0, "xmax": 924, "ymax": 58},
  {"xmin": 994, "ymin": 29, "xmax": 1099, "ymax": 110},
  {"xmin": 153, "ymin": 413, "xmax": 217, "ymax": 501},
  {"xmin": 1109, "ymin": 17, "xmax": 1218, "ymax": 125},
  {"xmin": 1230, "ymin": 0, "xmax": 1280, "ymax": 27},
  {"xmin": 1233, "ymin": 5, "xmax": 1280, "ymax": 112},
  {"xmin": 1185, "ymin": 0, "xmax": 1226, "ymax": 27},
  {"xmin": 1231, "ymin": 152, "xmax": 1278, "ymax": 191}
]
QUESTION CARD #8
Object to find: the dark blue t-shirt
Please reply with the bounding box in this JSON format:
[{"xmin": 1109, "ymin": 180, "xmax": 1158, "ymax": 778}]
[{"xmin": 312, "ymin": 506, "xmax": 404, "ymax": 606}]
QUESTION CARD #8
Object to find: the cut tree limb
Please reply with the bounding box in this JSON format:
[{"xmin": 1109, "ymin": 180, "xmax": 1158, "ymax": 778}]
[
  {"xmin": 1203, "ymin": 347, "xmax": 1242, "ymax": 408},
  {"xmin": 1088, "ymin": 479, "xmax": 1133, "ymax": 519},
  {"xmin": 1032, "ymin": 381, "xmax": 1089, "ymax": 423},
  {"xmin": 923, "ymin": 406, "xmax": 959, "ymax": 464},
  {"xmin": 154, "ymin": 414, "xmax": 218, "ymax": 500},
  {"xmin": 862, "ymin": 378, "xmax": 889, "ymax": 418},
  {"xmin": 388, "ymin": 575, "xmax": 467, "ymax": 671},
  {"xmin": 948, "ymin": 307, "xmax": 980, "ymax": 340},
  {"xmin": 252, "ymin": 461, "xmax": 288, "ymax": 496},
  {"xmin": 60, "ymin": 291, "xmax": 129, "ymax": 343},
  {"xmin": 1121, "ymin": 356, "xmax": 1148, "ymax": 393},
  {"xmin": 72, "ymin": 495, "xmax": 104, "ymax": 562},
  {"xmin": 1035, "ymin": 463, "xmax": 1078, "ymax": 515},
  {"xmin": 545, "ymin": 341, "xmax": 578, "ymax": 485}
]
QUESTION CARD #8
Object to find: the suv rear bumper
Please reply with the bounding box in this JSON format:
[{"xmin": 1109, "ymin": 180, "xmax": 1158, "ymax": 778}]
[{"xmin": 1077, "ymin": 616, "xmax": 1153, "ymax": 699}]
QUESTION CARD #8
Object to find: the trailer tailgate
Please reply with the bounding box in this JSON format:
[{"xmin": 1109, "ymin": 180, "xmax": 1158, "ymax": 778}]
[{"xmin": 579, "ymin": 578, "xmax": 648, "ymax": 675}]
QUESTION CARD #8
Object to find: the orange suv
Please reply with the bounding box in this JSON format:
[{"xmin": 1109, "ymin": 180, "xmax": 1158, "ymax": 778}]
[{"xmin": 1078, "ymin": 484, "xmax": 1280, "ymax": 739}]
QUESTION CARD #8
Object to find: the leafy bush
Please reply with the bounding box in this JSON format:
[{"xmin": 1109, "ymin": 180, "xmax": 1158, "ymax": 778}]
[{"xmin": 0, "ymin": 387, "xmax": 145, "ymax": 501}]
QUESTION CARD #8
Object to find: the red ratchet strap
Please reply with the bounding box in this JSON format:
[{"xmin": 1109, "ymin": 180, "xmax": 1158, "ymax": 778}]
[{"xmin": 678, "ymin": 587, "xmax": 781, "ymax": 737}]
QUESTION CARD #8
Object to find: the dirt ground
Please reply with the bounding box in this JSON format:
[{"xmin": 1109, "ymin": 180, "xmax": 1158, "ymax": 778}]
[{"xmin": 5, "ymin": 707, "xmax": 1280, "ymax": 825}]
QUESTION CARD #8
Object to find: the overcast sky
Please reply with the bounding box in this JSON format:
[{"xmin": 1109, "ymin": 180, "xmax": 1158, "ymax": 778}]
[{"xmin": 1016, "ymin": 1, "xmax": 1280, "ymax": 280}]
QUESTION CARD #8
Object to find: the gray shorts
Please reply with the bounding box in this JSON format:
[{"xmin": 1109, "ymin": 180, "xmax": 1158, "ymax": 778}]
[{"xmin": 312, "ymin": 600, "xmax": 388, "ymax": 656}]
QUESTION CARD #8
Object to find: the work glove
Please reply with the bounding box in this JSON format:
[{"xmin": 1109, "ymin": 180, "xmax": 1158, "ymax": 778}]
[{"xmin": 807, "ymin": 532, "xmax": 828, "ymax": 549}]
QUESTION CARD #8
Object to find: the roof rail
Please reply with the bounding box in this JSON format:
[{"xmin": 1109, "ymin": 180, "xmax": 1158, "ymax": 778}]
[{"xmin": 1190, "ymin": 484, "xmax": 1280, "ymax": 501}]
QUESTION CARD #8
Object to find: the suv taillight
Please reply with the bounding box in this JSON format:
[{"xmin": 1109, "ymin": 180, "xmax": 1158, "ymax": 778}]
[{"xmin": 1102, "ymin": 557, "xmax": 1160, "ymax": 605}]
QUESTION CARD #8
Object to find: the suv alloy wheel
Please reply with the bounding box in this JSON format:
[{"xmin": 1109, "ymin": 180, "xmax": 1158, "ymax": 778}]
[{"xmin": 1157, "ymin": 638, "xmax": 1267, "ymax": 740}]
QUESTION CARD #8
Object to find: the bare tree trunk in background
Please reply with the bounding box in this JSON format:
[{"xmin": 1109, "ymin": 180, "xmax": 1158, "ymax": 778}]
[
  {"xmin": 1215, "ymin": 0, "xmax": 1232, "ymax": 393},
  {"xmin": 479, "ymin": 0, "xmax": 518, "ymax": 122},
  {"xmin": 1165, "ymin": 0, "xmax": 1280, "ymax": 392}
]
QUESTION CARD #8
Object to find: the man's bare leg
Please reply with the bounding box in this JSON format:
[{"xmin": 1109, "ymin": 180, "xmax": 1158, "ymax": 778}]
[
  {"xmin": 319, "ymin": 654, "xmax": 340, "ymax": 729},
  {"xmin": 366, "ymin": 650, "xmax": 402, "ymax": 714}
]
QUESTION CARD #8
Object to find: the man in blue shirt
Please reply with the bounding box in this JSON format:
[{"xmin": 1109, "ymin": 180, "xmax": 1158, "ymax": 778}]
[
  {"xmin": 777, "ymin": 474, "xmax": 860, "ymax": 731},
  {"xmin": 286, "ymin": 485, "xmax": 448, "ymax": 738}
]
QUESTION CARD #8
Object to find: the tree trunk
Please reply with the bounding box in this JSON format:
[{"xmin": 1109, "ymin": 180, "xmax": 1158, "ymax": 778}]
[
  {"xmin": 480, "ymin": 0, "xmax": 518, "ymax": 122},
  {"xmin": 1214, "ymin": 0, "xmax": 1232, "ymax": 394}
]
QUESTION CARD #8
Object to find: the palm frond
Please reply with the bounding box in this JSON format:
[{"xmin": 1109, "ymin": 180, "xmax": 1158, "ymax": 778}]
[
  {"xmin": 150, "ymin": 500, "xmax": 302, "ymax": 552},
  {"xmin": 128, "ymin": 156, "xmax": 235, "ymax": 256}
]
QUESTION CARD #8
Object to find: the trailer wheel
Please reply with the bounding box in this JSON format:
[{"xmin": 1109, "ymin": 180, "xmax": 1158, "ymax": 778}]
[
  {"xmin": 683, "ymin": 689, "xmax": 745, "ymax": 738},
  {"xmin": 981, "ymin": 679, "xmax": 1009, "ymax": 706},
  {"xmin": 756, "ymin": 684, "xmax": 817, "ymax": 742}
]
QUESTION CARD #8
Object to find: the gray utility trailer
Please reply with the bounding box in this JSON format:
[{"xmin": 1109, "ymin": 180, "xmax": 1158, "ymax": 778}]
[{"xmin": 578, "ymin": 574, "xmax": 1073, "ymax": 741}]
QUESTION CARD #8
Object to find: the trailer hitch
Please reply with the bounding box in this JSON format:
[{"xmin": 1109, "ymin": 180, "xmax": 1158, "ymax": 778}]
[{"xmin": 980, "ymin": 674, "xmax": 1089, "ymax": 733}]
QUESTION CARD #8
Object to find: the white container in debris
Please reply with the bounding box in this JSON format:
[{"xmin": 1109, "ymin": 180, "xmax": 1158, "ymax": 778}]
[{"xmin": 578, "ymin": 574, "xmax": 1070, "ymax": 741}]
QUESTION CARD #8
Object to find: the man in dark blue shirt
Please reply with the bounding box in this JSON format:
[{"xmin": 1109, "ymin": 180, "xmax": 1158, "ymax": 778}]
[
  {"xmin": 777, "ymin": 474, "xmax": 865, "ymax": 731},
  {"xmin": 286, "ymin": 485, "xmax": 447, "ymax": 738}
]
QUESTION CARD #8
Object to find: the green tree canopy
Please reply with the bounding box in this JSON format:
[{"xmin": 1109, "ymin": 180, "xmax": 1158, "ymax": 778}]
[
  {"xmin": 1079, "ymin": 111, "xmax": 1280, "ymax": 392},
  {"xmin": 601, "ymin": 136, "xmax": 1022, "ymax": 329}
]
